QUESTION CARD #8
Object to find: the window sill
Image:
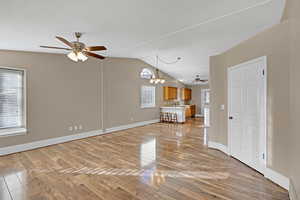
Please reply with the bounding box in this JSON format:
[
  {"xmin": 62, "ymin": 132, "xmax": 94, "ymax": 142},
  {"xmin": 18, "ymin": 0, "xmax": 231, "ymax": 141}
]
[
  {"xmin": 0, "ymin": 128, "xmax": 27, "ymax": 137},
  {"xmin": 141, "ymin": 106, "xmax": 156, "ymax": 109}
]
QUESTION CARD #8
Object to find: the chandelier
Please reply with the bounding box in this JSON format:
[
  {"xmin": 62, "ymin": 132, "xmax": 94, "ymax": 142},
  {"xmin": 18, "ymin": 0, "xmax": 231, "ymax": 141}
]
[
  {"xmin": 150, "ymin": 68, "xmax": 166, "ymax": 84},
  {"xmin": 150, "ymin": 55, "xmax": 181, "ymax": 84}
]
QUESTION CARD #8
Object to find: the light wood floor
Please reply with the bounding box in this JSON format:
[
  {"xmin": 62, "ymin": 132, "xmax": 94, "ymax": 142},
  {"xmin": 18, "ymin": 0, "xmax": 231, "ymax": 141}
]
[{"xmin": 0, "ymin": 118, "xmax": 289, "ymax": 200}]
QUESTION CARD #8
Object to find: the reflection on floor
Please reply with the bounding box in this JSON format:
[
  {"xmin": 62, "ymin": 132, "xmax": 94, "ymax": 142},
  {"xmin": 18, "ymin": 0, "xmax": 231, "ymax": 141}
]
[{"xmin": 0, "ymin": 118, "xmax": 289, "ymax": 200}]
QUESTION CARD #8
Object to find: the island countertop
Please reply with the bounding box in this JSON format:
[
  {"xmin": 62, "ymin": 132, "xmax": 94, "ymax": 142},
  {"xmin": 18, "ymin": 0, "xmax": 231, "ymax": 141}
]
[{"xmin": 160, "ymin": 106, "xmax": 186, "ymax": 109}]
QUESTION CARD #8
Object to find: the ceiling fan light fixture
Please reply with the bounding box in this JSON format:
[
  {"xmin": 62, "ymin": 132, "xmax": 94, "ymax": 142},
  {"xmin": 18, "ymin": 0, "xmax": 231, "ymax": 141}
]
[
  {"xmin": 68, "ymin": 51, "xmax": 78, "ymax": 62},
  {"xmin": 77, "ymin": 52, "xmax": 88, "ymax": 61},
  {"xmin": 160, "ymin": 79, "xmax": 166, "ymax": 84},
  {"xmin": 41, "ymin": 32, "xmax": 106, "ymax": 61}
]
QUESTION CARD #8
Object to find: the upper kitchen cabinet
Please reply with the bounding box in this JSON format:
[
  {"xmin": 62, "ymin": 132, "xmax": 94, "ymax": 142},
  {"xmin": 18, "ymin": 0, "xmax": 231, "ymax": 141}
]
[
  {"xmin": 163, "ymin": 86, "xmax": 178, "ymax": 100},
  {"xmin": 181, "ymin": 88, "xmax": 192, "ymax": 101}
]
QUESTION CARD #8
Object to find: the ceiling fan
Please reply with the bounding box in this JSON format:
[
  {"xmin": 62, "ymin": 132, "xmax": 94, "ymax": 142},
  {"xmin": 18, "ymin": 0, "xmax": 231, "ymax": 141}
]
[
  {"xmin": 40, "ymin": 32, "xmax": 107, "ymax": 62},
  {"xmin": 193, "ymin": 75, "xmax": 208, "ymax": 84}
]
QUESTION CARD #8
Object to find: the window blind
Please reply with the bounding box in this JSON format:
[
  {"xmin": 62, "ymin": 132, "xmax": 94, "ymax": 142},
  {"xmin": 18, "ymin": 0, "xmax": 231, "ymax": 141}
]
[
  {"xmin": 0, "ymin": 68, "xmax": 24, "ymax": 129},
  {"xmin": 141, "ymin": 86, "xmax": 155, "ymax": 108}
]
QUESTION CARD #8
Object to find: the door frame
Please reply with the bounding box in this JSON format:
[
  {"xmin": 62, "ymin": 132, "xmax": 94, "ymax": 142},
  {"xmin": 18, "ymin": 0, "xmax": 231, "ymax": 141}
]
[{"xmin": 227, "ymin": 56, "xmax": 267, "ymax": 174}]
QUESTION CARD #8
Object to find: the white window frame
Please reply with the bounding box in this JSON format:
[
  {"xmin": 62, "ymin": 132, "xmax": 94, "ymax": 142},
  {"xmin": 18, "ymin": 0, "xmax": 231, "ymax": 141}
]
[
  {"xmin": 140, "ymin": 85, "xmax": 156, "ymax": 108},
  {"xmin": 0, "ymin": 66, "xmax": 27, "ymax": 137},
  {"xmin": 201, "ymin": 89, "xmax": 210, "ymax": 114}
]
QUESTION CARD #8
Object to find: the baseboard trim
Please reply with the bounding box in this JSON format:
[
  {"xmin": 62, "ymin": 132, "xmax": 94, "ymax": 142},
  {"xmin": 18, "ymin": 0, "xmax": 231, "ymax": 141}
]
[
  {"xmin": 208, "ymin": 141, "xmax": 229, "ymax": 155},
  {"xmin": 264, "ymin": 168, "xmax": 290, "ymax": 190},
  {"xmin": 289, "ymin": 180, "xmax": 299, "ymax": 200},
  {"xmin": 105, "ymin": 119, "xmax": 159, "ymax": 133},
  {"xmin": 208, "ymin": 142, "xmax": 291, "ymax": 191},
  {"xmin": 0, "ymin": 129, "xmax": 104, "ymax": 156},
  {"xmin": 0, "ymin": 119, "xmax": 160, "ymax": 156}
]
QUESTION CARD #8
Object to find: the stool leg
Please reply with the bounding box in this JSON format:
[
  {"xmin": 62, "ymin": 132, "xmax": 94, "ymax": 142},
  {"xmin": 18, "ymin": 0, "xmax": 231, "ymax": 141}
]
[{"xmin": 164, "ymin": 113, "xmax": 168, "ymax": 123}]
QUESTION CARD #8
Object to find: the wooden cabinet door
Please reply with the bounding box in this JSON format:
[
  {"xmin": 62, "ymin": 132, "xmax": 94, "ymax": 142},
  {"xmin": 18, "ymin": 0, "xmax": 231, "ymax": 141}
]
[
  {"xmin": 172, "ymin": 87, "xmax": 177, "ymax": 99},
  {"xmin": 171, "ymin": 87, "xmax": 174, "ymax": 99},
  {"xmin": 164, "ymin": 87, "xmax": 178, "ymax": 100},
  {"xmin": 163, "ymin": 87, "xmax": 169, "ymax": 100},
  {"xmin": 181, "ymin": 88, "xmax": 192, "ymax": 100},
  {"xmin": 187, "ymin": 89, "xmax": 191, "ymax": 100},
  {"xmin": 190, "ymin": 105, "xmax": 196, "ymax": 117},
  {"xmin": 188, "ymin": 89, "xmax": 192, "ymax": 100},
  {"xmin": 181, "ymin": 88, "xmax": 186, "ymax": 100},
  {"xmin": 185, "ymin": 107, "xmax": 191, "ymax": 118}
]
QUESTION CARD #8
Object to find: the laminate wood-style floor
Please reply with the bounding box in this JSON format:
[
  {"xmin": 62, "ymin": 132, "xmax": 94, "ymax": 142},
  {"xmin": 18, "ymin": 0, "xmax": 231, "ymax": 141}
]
[{"xmin": 0, "ymin": 118, "xmax": 289, "ymax": 200}]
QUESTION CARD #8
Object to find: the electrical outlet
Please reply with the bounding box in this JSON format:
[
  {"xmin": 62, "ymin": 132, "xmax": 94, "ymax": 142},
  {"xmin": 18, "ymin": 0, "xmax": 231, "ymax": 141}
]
[
  {"xmin": 74, "ymin": 126, "xmax": 78, "ymax": 131},
  {"xmin": 79, "ymin": 125, "xmax": 82, "ymax": 130},
  {"xmin": 68, "ymin": 126, "xmax": 73, "ymax": 131}
]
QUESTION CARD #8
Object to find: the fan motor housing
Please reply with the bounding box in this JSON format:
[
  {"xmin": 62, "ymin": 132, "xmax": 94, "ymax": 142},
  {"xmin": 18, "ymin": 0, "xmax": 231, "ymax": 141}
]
[{"xmin": 72, "ymin": 42, "xmax": 85, "ymax": 51}]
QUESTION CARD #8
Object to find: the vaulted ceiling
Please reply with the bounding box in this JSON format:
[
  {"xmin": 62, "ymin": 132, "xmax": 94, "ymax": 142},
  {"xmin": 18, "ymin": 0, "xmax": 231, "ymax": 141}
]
[{"xmin": 0, "ymin": 0, "xmax": 285, "ymax": 84}]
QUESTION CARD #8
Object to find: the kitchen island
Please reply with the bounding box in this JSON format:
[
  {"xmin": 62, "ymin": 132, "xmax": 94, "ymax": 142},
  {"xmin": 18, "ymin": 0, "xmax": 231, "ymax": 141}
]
[
  {"xmin": 160, "ymin": 105, "xmax": 196, "ymax": 123},
  {"xmin": 160, "ymin": 106, "xmax": 186, "ymax": 123}
]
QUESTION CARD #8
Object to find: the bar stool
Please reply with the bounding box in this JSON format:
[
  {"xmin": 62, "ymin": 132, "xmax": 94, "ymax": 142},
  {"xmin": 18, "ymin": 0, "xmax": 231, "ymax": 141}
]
[
  {"xmin": 165, "ymin": 112, "xmax": 171, "ymax": 122},
  {"xmin": 171, "ymin": 113, "xmax": 178, "ymax": 123}
]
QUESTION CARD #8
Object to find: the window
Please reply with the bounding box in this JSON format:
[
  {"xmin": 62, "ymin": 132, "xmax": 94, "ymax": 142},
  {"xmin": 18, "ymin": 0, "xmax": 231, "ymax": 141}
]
[
  {"xmin": 201, "ymin": 89, "xmax": 210, "ymax": 127},
  {"xmin": 141, "ymin": 85, "xmax": 155, "ymax": 108},
  {"xmin": 0, "ymin": 67, "xmax": 26, "ymax": 136},
  {"xmin": 140, "ymin": 68, "xmax": 154, "ymax": 80},
  {"xmin": 203, "ymin": 89, "xmax": 210, "ymax": 104}
]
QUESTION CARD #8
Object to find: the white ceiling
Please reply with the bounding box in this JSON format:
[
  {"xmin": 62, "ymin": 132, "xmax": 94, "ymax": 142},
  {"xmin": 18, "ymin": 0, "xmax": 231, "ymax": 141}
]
[{"xmin": 0, "ymin": 0, "xmax": 285, "ymax": 84}]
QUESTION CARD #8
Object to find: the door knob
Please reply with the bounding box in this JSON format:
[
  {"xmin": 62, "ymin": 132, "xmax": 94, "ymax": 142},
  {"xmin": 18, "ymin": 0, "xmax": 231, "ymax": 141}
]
[{"xmin": 229, "ymin": 116, "xmax": 233, "ymax": 120}]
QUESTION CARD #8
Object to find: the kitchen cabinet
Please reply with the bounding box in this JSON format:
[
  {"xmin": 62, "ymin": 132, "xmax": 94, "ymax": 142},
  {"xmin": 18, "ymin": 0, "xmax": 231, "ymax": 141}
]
[
  {"xmin": 163, "ymin": 86, "xmax": 178, "ymax": 100},
  {"xmin": 190, "ymin": 105, "xmax": 196, "ymax": 117},
  {"xmin": 185, "ymin": 105, "xmax": 196, "ymax": 118},
  {"xmin": 181, "ymin": 88, "xmax": 192, "ymax": 101},
  {"xmin": 185, "ymin": 106, "xmax": 192, "ymax": 118}
]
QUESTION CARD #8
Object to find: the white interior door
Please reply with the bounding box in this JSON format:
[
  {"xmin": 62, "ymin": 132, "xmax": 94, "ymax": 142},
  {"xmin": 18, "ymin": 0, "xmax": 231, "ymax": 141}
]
[{"xmin": 228, "ymin": 57, "xmax": 266, "ymax": 173}]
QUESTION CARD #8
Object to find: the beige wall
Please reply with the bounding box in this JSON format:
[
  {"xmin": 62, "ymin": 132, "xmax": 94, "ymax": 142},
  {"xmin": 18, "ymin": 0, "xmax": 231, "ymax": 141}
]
[
  {"xmin": 190, "ymin": 84, "xmax": 209, "ymax": 115},
  {"xmin": 210, "ymin": 1, "xmax": 300, "ymax": 196},
  {"xmin": 102, "ymin": 57, "xmax": 184, "ymax": 129},
  {"xmin": 0, "ymin": 52, "xmax": 182, "ymax": 148},
  {"xmin": 209, "ymin": 21, "xmax": 290, "ymax": 175},
  {"xmin": 209, "ymin": 55, "xmax": 227, "ymax": 143},
  {"xmin": 288, "ymin": 0, "xmax": 300, "ymax": 197},
  {"xmin": 0, "ymin": 50, "xmax": 102, "ymax": 147}
]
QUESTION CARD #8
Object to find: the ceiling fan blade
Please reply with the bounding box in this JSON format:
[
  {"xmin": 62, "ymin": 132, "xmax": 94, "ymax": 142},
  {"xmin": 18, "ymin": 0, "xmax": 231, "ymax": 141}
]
[
  {"xmin": 56, "ymin": 36, "xmax": 73, "ymax": 47},
  {"xmin": 85, "ymin": 46, "xmax": 107, "ymax": 51},
  {"xmin": 84, "ymin": 51, "xmax": 105, "ymax": 60},
  {"xmin": 40, "ymin": 46, "xmax": 71, "ymax": 50}
]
